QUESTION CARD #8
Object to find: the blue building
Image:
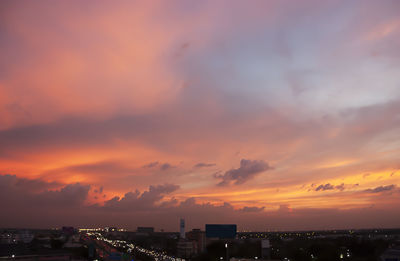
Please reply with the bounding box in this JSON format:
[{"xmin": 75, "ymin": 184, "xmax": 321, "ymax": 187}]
[{"xmin": 205, "ymin": 224, "xmax": 237, "ymax": 239}]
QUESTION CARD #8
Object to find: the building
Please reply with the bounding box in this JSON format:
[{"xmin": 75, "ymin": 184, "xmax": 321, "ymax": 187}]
[
  {"xmin": 19, "ymin": 231, "xmax": 34, "ymax": 244},
  {"xmin": 261, "ymin": 239, "xmax": 271, "ymax": 259},
  {"xmin": 177, "ymin": 240, "xmax": 196, "ymax": 258},
  {"xmin": 104, "ymin": 227, "xmax": 118, "ymax": 233},
  {"xmin": 136, "ymin": 227, "xmax": 154, "ymax": 233},
  {"xmin": 61, "ymin": 227, "xmax": 75, "ymax": 236},
  {"xmin": 186, "ymin": 229, "xmax": 206, "ymax": 253},
  {"xmin": 180, "ymin": 218, "xmax": 185, "ymax": 239},
  {"xmin": 205, "ymin": 224, "xmax": 237, "ymax": 239}
]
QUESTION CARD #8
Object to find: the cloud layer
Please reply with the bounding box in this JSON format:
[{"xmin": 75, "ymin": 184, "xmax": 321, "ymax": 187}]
[
  {"xmin": 1, "ymin": 174, "xmax": 400, "ymax": 231},
  {"xmin": 1, "ymin": 0, "xmax": 400, "ymax": 230}
]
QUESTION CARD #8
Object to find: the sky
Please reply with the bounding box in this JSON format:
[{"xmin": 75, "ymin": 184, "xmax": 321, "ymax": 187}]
[{"xmin": 1, "ymin": 0, "xmax": 400, "ymax": 231}]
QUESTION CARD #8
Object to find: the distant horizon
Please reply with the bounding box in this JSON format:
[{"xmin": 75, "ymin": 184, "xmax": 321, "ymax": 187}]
[{"xmin": 2, "ymin": 225, "xmax": 400, "ymax": 234}]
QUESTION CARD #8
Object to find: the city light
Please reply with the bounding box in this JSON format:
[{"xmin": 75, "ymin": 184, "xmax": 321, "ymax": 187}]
[{"xmin": 87, "ymin": 232, "xmax": 185, "ymax": 261}]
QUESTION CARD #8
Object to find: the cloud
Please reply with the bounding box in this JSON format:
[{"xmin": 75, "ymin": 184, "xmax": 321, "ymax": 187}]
[
  {"xmin": 240, "ymin": 206, "xmax": 265, "ymax": 213},
  {"xmin": 194, "ymin": 162, "xmax": 216, "ymax": 168},
  {"xmin": 1, "ymin": 1, "xmax": 400, "ymax": 230},
  {"xmin": 94, "ymin": 186, "xmax": 104, "ymax": 194},
  {"xmin": 364, "ymin": 185, "xmax": 396, "ymax": 193},
  {"xmin": 1, "ymin": 174, "xmax": 400, "ymax": 231},
  {"xmin": 46, "ymin": 161, "xmax": 137, "ymax": 177},
  {"xmin": 0, "ymin": 174, "xmax": 90, "ymax": 209},
  {"xmin": 278, "ymin": 204, "xmax": 292, "ymax": 213},
  {"xmin": 217, "ymin": 159, "xmax": 272, "ymax": 186},
  {"xmin": 142, "ymin": 162, "xmax": 175, "ymax": 171},
  {"xmin": 102, "ymin": 184, "xmax": 180, "ymax": 211},
  {"xmin": 314, "ymin": 183, "xmax": 354, "ymax": 192},
  {"xmin": 143, "ymin": 162, "xmax": 159, "ymax": 168},
  {"xmin": 0, "ymin": 115, "xmax": 169, "ymax": 156},
  {"xmin": 159, "ymin": 163, "xmax": 175, "ymax": 171},
  {"xmin": 0, "ymin": 174, "xmax": 61, "ymax": 193},
  {"xmin": 335, "ymin": 183, "xmax": 345, "ymax": 191},
  {"xmin": 315, "ymin": 183, "xmax": 335, "ymax": 191},
  {"xmin": 36, "ymin": 183, "xmax": 91, "ymax": 206}
]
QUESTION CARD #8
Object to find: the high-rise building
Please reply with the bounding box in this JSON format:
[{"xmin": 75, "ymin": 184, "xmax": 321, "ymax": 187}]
[
  {"xmin": 261, "ymin": 239, "xmax": 271, "ymax": 259},
  {"xmin": 186, "ymin": 229, "xmax": 206, "ymax": 253},
  {"xmin": 180, "ymin": 218, "xmax": 185, "ymax": 239},
  {"xmin": 177, "ymin": 240, "xmax": 195, "ymax": 258},
  {"xmin": 205, "ymin": 224, "xmax": 237, "ymax": 239}
]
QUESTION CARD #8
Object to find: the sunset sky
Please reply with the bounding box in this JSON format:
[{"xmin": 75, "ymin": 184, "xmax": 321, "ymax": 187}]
[{"xmin": 1, "ymin": 0, "xmax": 400, "ymax": 231}]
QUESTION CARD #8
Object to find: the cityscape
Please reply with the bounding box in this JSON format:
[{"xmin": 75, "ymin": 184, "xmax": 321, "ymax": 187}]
[
  {"xmin": 1, "ymin": 220, "xmax": 400, "ymax": 260},
  {"xmin": 1, "ymin": 0, "xmax": 400, "ymax": 260}
]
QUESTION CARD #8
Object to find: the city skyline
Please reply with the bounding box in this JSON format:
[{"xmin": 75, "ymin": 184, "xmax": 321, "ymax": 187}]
[{"xmin": 1, "ymin": 0, "xmax": 400, "ymax": 231}]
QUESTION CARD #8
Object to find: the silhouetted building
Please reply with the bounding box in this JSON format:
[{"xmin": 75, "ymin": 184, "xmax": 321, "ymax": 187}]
[
  {"xmin": 61, "ymin": 226, "xmax": 75, "ymax": 236},
  {"xmin": 177, "ymin": 240, "xmax": 195, "ymax": 258},
  {"xmin": 205, "ymin": 224, "xmax": 237, "ymax": 239},
  {"xmin": 261, "ymin": 239, "xmax": 271, "ymax": 259},
  {"xmin": 180, "ymin": 218, "xmax": 185, "ymax": 239},
  {"xmin": 186, "ymin": 229, "xmax": 206, "ymax": 253},
  {"xmin": 136, "ymin": 227, "xmax": 154, "ymax": 233}
]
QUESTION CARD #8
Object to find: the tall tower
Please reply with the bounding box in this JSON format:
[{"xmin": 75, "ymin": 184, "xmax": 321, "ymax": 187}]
[{"xmin": 180, "ymin": 218, "xmax": 185, "ymax": 239}]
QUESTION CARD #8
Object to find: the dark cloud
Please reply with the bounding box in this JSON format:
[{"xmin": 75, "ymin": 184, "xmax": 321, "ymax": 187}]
[
  {"xmin": 143, "ymin": 161, "xmax": 159, "ymax": 168},
  {"xmin": 142, "ymin": 162, "xmax": 175, "ymax": 171},
  {"xmin": 315, "ymin": 183, "xmax": 335, "ymax": 191},
  {"xmin": 1, "ymin": 175, "xmax": 400, "ymax": 231},
  {"xmin": 335, "ymin": 183, "xmax": 345, "ymax": 191},
  {"xmin": 212, "ymin": 171, "xmax": 222, "ymax": 178},
  {"xmin": 102, "ymin": 184, "xmax": 180, "ymax": 211},
  {"xmin": 35, "ymin": 183, "xmax": 90, "ymax": 206},
  {"xmin": 364, "ymin": 185, "xmax": 396, "ymax": 193},
  {"xmin": 94, "ymin": 186, "xmax": 104, "ymax": 194},
  {"xmin": 0, "ymin": 174, "xmax": 61, "ymax": 193},
  {"xmin": 315, "ymin": 183, "xmax": 353, "ymax": 192},
  {"xmin": 240, "ymin": 206, "xmax": 265, "ymax": 212},
  {"xmin": 0, "ymin": 114, "xmax": 194, "ymax": 157},
  {"xmin": 217, "ymin": 159, "xmax": 272, "ymax": 186},
  {"xmin": 159, "ymin": 163, "xmax": 175, "ymax": 171},
  {"xmin": 194, "ymin": 162, "xmax": 216, "ymax": 168},
  {"xmin": 0, "ymin": 174, "xmax": 90, "ymax": 209}
]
